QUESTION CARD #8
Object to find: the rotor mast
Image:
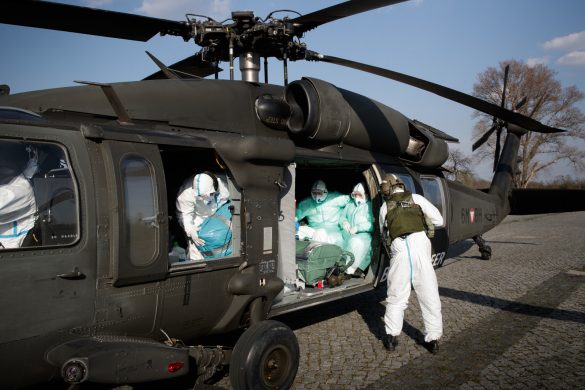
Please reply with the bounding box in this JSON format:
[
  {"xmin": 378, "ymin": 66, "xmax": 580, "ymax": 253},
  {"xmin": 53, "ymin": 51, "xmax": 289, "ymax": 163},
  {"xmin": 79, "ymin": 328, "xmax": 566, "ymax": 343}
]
[
  {"xmin": 239, "ymin": 52, "xmax": 261, "ymax": 83},
  {"xmin": 192, "ymin": 9, "xmax": 307, "ymax": 84}
]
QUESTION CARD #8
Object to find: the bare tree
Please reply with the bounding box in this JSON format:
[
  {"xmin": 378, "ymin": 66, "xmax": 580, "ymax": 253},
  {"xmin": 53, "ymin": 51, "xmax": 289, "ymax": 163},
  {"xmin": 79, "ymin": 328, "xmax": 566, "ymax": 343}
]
[
  {"xmin": 444, "ymin": 148, "xmax": 476, "ymax": 186},
  {"xmin": 472, "ymin": 60, "xmax": 585, "ymax": 188}
]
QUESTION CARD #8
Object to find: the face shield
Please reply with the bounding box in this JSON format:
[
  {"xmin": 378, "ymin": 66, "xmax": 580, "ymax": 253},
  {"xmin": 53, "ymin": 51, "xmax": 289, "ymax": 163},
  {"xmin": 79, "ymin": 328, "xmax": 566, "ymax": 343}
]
[
  {"xmin": 0, "ymin": 143, "xmax": 27, "ymax": 184},
  {"xmin": 311, "ymin": 180, "xmax": 328, "ymax": 203}
]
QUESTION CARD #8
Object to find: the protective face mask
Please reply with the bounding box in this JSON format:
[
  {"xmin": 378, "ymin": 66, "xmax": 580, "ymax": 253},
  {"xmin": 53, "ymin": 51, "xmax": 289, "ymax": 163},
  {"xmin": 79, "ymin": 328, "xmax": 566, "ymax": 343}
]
[
  {"xmin": 312, "ymin": 191, "xmax": 327, "ymax": 203},
  {"xmin": 354, "ymin": 197, "xmax": 365, "ymax": 206},
  {"xmin": 197, "ymin": 193, "xmax": 215, "ymax": 206}
]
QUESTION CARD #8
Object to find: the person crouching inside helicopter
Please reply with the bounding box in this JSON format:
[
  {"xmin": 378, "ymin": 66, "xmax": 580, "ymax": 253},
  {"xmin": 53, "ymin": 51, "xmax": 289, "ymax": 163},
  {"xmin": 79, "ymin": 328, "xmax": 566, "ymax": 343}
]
[
  {"xmin": 379, "ymin": 174, "xmax": 444, "ymax": 354},
  {"xmin": 176, "ymin": 172, "xmax": 230, "ymax": 260},
  {"xmin": 0, "ymin": 144, "xmax": 37, "ymax": 249},
  {"xmin": 339, "ymin": 182, "xmax": 373, "ymax": 277},
  {"xmin": 296, "ymin": 180, "xmax": 350, "ymax": 247}
]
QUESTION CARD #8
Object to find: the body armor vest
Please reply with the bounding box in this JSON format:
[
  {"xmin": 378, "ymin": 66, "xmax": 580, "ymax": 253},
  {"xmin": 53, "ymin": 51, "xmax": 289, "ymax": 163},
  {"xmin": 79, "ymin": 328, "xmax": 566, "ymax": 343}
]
[{"xmin": 385, "ymin": 191, "xmax": 426, "ymax": 242}]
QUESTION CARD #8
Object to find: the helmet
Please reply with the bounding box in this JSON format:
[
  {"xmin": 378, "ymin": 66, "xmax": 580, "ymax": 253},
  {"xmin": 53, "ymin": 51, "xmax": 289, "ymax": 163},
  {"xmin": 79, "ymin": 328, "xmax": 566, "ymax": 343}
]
[
  {"xmin": 381, "ymin": 174, "xmax": 404, "ymax": 196},
  {"xmin": 311, "ymin": 180, "xmax": 328, "ymax": 203}
]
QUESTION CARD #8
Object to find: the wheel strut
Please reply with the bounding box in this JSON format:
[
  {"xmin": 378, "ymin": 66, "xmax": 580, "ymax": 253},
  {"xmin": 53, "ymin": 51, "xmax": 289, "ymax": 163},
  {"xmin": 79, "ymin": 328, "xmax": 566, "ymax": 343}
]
[{"xmin": 473, "ymin": 235, "xmax": 492, "ymax": 260}]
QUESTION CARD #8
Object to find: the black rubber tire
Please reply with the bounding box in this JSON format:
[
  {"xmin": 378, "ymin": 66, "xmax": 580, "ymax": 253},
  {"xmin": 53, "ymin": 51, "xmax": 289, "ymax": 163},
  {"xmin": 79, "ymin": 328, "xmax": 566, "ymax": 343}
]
[
  {"xmin": 229, "ymin": 320, "xmax": 299, "ymax": 390},
  {"xmin": 480, "ymin": 245, "xmax": 492, "ymax": 260}
]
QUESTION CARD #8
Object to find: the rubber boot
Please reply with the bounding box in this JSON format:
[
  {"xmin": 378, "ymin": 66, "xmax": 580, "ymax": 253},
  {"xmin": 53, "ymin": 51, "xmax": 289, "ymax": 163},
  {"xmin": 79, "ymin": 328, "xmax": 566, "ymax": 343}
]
[
  {"xmin": 425, "ymin": 339, "xmax": 439, "ymax": 354},
  {"xmin": 383, "ymin": 335, "xmax": 398, "ymax": 351}
]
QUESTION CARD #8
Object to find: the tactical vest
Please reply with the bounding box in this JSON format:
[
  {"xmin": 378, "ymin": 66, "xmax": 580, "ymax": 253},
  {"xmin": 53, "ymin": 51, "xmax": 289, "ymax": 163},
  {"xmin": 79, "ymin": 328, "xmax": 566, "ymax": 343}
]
[{"xmin": 385, "ymin": 191, "xmax": 426, "ymax": 242}]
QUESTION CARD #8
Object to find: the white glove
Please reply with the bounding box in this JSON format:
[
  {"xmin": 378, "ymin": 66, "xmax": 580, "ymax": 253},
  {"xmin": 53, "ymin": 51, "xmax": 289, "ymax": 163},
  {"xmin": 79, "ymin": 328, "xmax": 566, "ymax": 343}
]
[
  {"xmin": 187, "ymin": 227, "xmax": 205, "ymax": 246},
  {"xmin": 350, "ymin": 226, "xmax": 357, "ymax": 234},
  {"xmin": 342, "ymin": 221, "xmax": 351, "ymax": 233}
]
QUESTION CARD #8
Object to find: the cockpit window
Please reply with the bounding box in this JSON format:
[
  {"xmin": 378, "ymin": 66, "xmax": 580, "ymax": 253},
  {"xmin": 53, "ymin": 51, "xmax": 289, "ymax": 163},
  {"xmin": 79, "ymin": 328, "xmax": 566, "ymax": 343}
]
[
  {"xmin": 420, "ymin": 176, "xmax": 446, "ymax": 224},
  {"xmin": 0, "ymin": 107, "xmax": 43, "ymax": 122},
  {"xmin": 0, "ymin": 139, "xmax": 79, "ymax": 250},
  {"xmin": 397, "ymin": 174, "xmax": 416, "ymax": 194}
]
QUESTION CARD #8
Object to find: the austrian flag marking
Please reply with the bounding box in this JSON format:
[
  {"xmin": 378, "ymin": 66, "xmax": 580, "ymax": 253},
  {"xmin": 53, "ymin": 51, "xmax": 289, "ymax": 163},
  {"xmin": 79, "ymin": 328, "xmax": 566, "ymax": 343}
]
[{"xmin": 470, "ymin": 208, "xmax": 475, "ymax": 223}]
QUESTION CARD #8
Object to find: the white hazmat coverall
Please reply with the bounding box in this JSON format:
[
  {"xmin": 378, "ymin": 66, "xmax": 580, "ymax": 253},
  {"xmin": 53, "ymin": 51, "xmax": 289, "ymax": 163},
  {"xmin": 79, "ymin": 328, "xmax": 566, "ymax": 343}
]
[
  {"xmin": 176, "ymin": 173, "xmax": 230, "ymax": 260},
  {"xmin": 0, "ymin": 173, "xmax": 37, "ymax": 249},
  {"xmin": 379, "ymin": 188, "xmax": 444, "ymax": 342},
  {"xmin": 296, "ymin": 180, "xmax": 349, "ymax": 247},
  {"xmin": 340, "ymin": 183, "xmax": 373, "ymax": 274}
]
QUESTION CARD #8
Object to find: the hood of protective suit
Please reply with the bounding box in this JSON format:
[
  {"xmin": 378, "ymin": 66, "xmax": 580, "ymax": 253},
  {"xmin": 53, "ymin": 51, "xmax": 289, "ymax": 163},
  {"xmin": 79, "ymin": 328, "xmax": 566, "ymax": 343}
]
[
  {"xmin": 311, "ymin": 180, "xmax": 328, "ymax": 203},
  {"xmin": 193, "ymin": 173, "xmax": 217, "ymax": 205},
  {"xmin": 351, "ymin": 183, "xmax": 368, "ymax": 205}
]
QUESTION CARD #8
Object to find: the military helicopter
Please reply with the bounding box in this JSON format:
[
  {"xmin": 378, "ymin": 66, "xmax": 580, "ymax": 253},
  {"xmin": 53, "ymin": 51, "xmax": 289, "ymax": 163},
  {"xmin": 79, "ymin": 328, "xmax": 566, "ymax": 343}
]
[{"xmin": 0, "ymin": 0, "xmax": 575, "ymax": 388}]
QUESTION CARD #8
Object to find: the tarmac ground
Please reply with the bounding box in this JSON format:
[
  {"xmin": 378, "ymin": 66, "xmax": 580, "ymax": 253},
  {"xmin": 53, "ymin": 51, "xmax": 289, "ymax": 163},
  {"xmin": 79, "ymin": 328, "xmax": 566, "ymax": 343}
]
[
  {"xmin": 217, "ymin": 211, "xmax": 585, "ymax": 389},
  {"xmin": 37, "ymin": 212, "xmax": 585, "ymax": 389}
]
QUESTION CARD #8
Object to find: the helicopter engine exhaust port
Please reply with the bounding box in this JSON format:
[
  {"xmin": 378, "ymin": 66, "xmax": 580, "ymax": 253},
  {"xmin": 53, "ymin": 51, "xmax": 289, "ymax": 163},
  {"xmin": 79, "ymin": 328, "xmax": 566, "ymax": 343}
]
[
  {"xmin": 284, "ymin": 77, "xmax": 410, "ymax": 156},
  {"xmin": 229, "ymin": 320, "xmax": 299, "ymax": 390}
]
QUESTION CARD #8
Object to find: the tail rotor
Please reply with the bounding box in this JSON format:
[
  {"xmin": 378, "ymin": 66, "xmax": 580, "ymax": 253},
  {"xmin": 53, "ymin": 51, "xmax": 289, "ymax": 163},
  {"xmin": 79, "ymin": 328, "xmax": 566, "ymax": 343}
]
[{"xmin": 471, "ymin": 64, "xmax": 527, "ymax": 171}]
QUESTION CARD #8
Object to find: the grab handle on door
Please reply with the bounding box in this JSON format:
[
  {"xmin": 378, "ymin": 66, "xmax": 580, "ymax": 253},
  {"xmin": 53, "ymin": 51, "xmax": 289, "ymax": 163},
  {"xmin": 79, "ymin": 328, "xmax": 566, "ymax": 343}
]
[{"xmin": 57, "ymin": 267, "xmax": 86, "ymax": 280}]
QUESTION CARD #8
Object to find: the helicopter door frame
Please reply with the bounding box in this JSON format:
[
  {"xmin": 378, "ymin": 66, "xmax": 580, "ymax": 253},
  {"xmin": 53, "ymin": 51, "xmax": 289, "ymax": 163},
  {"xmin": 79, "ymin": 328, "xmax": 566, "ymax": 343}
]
[
  {"xmin": 363, "ymin": 164, "xmax": 385, "ymax": 289},
  {"xmin": 0, "ymin": 127, "xmax": 96, "ymax": 369},
  {"xmin": 101, "ymin": 140, "xmax": 169, "ymax": 287},
  {"xmin": 419, "ymin": 174, "xmax": 450, "ymax": 266}
]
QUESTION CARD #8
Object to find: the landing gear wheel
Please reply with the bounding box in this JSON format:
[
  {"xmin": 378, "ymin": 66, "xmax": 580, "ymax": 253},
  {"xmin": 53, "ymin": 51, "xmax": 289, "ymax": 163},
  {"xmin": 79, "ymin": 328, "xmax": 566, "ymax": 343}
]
[
  {"xmin": 229, "ymin": 320, "xmax": 299, "ymax": 390},
  {"xmin": 480, "ymin": 245, "xmax": 492, "ymax": 260}
]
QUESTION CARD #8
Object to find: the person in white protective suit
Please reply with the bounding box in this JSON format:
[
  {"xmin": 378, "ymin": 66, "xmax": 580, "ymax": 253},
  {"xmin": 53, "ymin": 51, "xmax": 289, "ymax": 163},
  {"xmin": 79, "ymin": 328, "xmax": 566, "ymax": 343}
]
[
  {"xmin": 379, "ymin": 174, "xmax": 444, "ymax": 354},
  {"xmin": 176, "ymin": 172, "xmax": 230, "ymax": 260},
  {"xmin": 339, "ymin": 183, "xmax": 373, "ymax": 277},
  {"xmin": 295, "ymin": 180, "xmax": 349, "ymax": 247},
  {"xmin": 0, "ymin": 145, "xmax": 37, "ymax": 249}
]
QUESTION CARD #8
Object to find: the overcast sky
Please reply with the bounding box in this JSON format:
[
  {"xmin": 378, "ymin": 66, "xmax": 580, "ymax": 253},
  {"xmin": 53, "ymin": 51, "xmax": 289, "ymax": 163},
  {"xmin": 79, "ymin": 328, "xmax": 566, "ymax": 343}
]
[{"xmin": 1, "ymin": 0, "xmax": 584, "ymax": 181}]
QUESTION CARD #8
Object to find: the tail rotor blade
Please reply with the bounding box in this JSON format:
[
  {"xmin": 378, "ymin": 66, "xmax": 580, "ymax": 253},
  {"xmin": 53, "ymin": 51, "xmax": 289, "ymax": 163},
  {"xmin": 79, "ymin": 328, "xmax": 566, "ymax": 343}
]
[
  {"xmin": 493, "ymin": 128, "xmax": 502, "ymax": 172},
  {"xmin": 515, "ymin": 96, "xmax": 527, "ymax": 111},
  {"xmin": 500, "ymin": 64, "xmax": 509, "ymax": 108},
  {"xmin": 472, "ymin": 123, "xmax": 498, "ymax": 151}
]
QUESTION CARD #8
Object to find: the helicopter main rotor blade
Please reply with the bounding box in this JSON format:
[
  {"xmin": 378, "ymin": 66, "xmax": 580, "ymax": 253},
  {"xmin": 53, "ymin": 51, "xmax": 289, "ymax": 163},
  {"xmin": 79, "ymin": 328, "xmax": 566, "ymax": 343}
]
[
  {"xmin": 143, "ymin": 52, "xmax": 221, "ymax": 80},
  {"xmin": 307, "ymin": 52, "xmax": 565, "ymax": 134},
  {"xmin": 291, "ymin": 0, "xmax": 409, "ymax": 35},
  {"xmin": 0, "ymin": 0, "xmax": 191, "ymax": 42}
]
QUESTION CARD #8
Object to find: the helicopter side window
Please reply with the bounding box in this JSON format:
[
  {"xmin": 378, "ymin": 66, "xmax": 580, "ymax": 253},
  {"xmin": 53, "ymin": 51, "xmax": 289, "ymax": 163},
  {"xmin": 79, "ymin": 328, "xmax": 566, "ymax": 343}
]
[
  {"xmin": 400, "ymin": 175, "xmax": 416, "ymax": 193},
  {"xmin": 420, "ymin": 176, "xmax": 446, "ymax": 225},
  {"xmin": 393, "ymin": 173, "xmax": 416, "ymax": 194},
  {"xmin": 121, "ymin": 156, "xmax": 159, "ymax": 267},
  {"xmin": 0, "ymin": 139, "xmax": 79, "ymax": 249}
]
